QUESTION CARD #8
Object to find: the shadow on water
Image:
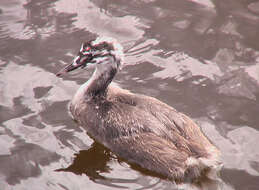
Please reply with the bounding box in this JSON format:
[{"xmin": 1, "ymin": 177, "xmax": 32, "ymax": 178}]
[
  {"xmin": 56, "ymin": 142, "xmax": 113, "ymax": 180},
  {"xmin": 56, "ymin": 142, "xmax": 140, "ymax": 189},
  {"xmin": 56, "ymin": 141, "xmax": 224, "ymax": 190}
]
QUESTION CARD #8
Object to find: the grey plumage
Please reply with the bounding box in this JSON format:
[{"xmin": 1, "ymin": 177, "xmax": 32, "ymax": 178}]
[{"xmin": 57, "ymin": 37, "xmax": 221, "ymax": 181}]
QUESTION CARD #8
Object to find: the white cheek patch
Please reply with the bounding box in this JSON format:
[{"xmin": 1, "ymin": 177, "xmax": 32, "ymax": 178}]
[
  {"xmin": 92, "ymin": 36, "xmax": 124, "ymax": 65},
  {"xmin": 102, "ymin": 50, "xmax": 109, "ymax": 55},
  {"xmin": 72, "ymin": 56, "xmax": 80, "ymax": 66},
  {"xmin": 94, "ymin": 56, "xmax": 110, "ymax": 65},
  {"xmin": 82, "ymin": 51, "xmax": 90, "ymax": 56}
]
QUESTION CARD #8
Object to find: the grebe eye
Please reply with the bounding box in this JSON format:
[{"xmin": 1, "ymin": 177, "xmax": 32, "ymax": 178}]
[
  {"xmin": 85, "ymin": 47, "xmax": 91, "ymax": 51},
  {"xmin": 81, "ymin": 47, "xmax": 92, "ymax": 55}
]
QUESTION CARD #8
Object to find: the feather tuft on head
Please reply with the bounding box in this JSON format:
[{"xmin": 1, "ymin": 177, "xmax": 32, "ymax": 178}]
[{"xmin": 92, "ymin": 36, "xmax": 124, "ymax": 65}]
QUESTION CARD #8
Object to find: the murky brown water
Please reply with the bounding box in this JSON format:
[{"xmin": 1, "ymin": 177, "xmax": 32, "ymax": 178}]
[{"xmin": 1, "ymin": 0, "xmax": 259, "ymax": 189}]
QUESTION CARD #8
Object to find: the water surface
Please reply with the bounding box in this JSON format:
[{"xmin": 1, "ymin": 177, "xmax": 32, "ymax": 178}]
[{"xmin": 0, "ymin": 0, "xmax": 259, "ymax": 189}]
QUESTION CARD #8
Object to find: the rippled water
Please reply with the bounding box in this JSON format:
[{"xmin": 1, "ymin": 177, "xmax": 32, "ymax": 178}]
[{"xmin": 0, "ymin": 0, "xmax": 259, "ymax": 189}]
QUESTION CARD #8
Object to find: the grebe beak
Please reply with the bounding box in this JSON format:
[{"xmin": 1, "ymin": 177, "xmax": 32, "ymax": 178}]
[{"xmin": 56, "ymin": 54, "xmax": 92, "ymax": 77}]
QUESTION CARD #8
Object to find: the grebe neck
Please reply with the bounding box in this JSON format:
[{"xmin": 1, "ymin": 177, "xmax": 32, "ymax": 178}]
[{"xmin": 78, "ymin": 55, "xmax": 118, "ymax": 101}]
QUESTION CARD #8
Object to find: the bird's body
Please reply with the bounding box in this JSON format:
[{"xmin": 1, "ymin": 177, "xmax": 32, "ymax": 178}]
[{"xmin": 57, "ymin": 37, "xmax": 221, "ymax": 181}]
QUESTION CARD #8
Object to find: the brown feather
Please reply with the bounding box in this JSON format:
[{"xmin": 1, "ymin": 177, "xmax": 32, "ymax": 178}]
[{"xmin": 70, "ymin": 84, "xmax": 221, "ymax": 181}]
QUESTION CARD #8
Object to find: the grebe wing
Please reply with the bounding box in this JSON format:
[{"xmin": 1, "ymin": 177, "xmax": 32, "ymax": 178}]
[
  {"xmin": 108, "ymin": 132, "xmax": 190, "ymax": 180},
  {"xmin": 108, "ymin": 88, "xmax": 212, "ymax": 148}
]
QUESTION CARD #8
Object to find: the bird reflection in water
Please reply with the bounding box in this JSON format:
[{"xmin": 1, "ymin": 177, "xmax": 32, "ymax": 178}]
[
  {"xmin": 55, "ymin": 141, "xmax": 162, "ymax": 189},
  {"xmin": 56, "ymin": 141, "xmax": 223, "ymax": 190}
]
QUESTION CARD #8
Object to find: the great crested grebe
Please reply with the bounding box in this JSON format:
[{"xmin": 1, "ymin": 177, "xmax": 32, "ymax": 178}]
[{"xmin": 56, "ymin": 36, "xmax": 221, "ymax": 181}]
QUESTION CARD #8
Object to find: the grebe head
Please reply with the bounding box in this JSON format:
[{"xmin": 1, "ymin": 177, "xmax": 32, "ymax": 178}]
[{"xmin": 56, "ymin": 36, "xmax": 124, "ymax": 76}]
